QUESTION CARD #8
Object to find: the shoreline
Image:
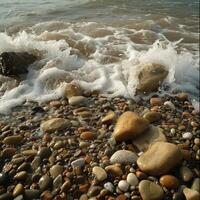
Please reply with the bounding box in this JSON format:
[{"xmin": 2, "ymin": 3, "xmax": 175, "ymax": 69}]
[{"xmin": 0, "ymin": 90, "xmax": 199, "ymax": 200}]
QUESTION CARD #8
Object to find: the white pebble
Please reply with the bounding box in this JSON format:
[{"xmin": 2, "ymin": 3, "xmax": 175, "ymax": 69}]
[
  {"xmin": 182, "ymin": 132, "xmax": 193, "ymax": 139},
  {"xmin": 118, "ymin": 180, "xmax": 129, "ymax": 192},
  {"xmin": 104, "ymin": 182, "xmax": 115, "ymax": 193},
  {"xmin": 164, "ymin": 101, "xmax": 175, "ymax": 109},
  {"xmin": 127, "ymin": 173, "xmax": 139, "ymax": 186}
]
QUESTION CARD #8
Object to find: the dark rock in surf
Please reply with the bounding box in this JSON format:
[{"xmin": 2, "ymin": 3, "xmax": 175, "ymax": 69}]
[{"xmin": 0, "ymin": 52, "xmax": 37, "ymax": 76}]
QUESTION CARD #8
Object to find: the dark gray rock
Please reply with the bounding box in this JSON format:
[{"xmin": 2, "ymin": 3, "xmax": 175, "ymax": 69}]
[{"xmin": 0, "ymin": 52, "xmax": 36, "ymax": 76}]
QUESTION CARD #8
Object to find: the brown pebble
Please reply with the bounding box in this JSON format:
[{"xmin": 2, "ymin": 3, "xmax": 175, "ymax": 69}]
[
  {"xmin": 150, "ymin": 97, "xmax": 162, "ymax": 106},
  {"xmin": 136, "ymin": 171, "xmax": 148, "ymax": 180},
  {"xmin": 105, "ymin": 164, "xmax": 123, "ymax": 177},
  {"xmin": 80, "ymin": 132, "xmax": 95, "ymax": 140},
  {"xmin": 159, "ymin": 175, "xmax": 179, "ymax": 189},
  {"xmin": 49, "ymin": 100, "xmax": 61, "ymax": 108},
  {"xmin": 40, "ymin": 190, "xmax": 53, "ymax": 200},
  {"xmin": 116, "ymin": 194, "xmax": 127, "ymax": 200},
  {"xmin": 1, "ymin": 148, "xmax": 16, "ymax": 158},
  {"xmin": 61, "ymin": 179, "xmax": 71, "ymax": 192}
]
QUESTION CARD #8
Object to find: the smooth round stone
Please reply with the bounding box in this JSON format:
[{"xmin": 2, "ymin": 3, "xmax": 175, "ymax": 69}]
[
  {"xmin": 182, "ymin": 132, "xmax": 193, "ymax": 140},
  {"xmin": 87, "ymin": 186, "xmax": 102, "ymax": 197},
  {"xmin": 118, "ymin": 180, "xmax": 129, "ymax": 192},
  {"xmin": 180, "ymin": 166, "xmax": 193, "ymax": 182},
  {"xmin": 191, "ymin": 178, "xmax": 200, "ymax": 192},
  {"xmin": 126, "ymin": 173, "xmax": 139, "ymax": 186},
  {"xmin": 159, "ymin": 175, "xmax": 179, "ymax": 189},
  {"xmin": 71, "ymin": 158, "xmax": 85, "ymax": 168},
  {"xmin": 104, "ymin": 182, "xmax": 115, "ymax": 193},
  {"xmin": 1, "ymin": 148, "xmax": 16, "ymax": 158},
  {"xmin": 80, "ymin": 131, "xmax": 95, "ymax": 140},
  {"xmin": 68, "ymin": 96, "xmax": 87, "ymax": 106},
  {"xmin": 54, "ymin": 141, "xmax": 65, "ymax": 150},
  {"xmin": 24, "ymin": 189, "xmax": 40, "ymax": 199},
  {"xmin": 53, "ymin": 175, "xmax": 63, "ymax": 188},
  {"xmin": 112, "ymin": 111, "xmax": 149, "ymax": 142},
  {"xmin": 31, "ymin": 156, "xmax": 41, "ymax": 170},
  {"xmin": 137, "ymin": 142, "xmax": 183, "ymax": 176},
  {"xmin": 14, "ymin": 171, "xmax": 28, "ymax": 181},
  {"xmin": 102, "ymin": 111, "xmax": 116, "ymax": 125},
  {"xmin": 40, "ymin": 191, "xmax": 53, "ymax": 200},
  {"xmin": 3, "ymin": 135, "xmax": 23, "ymax": 145},
  {"xmin": 39, "ymin": 175, "xmax": 53, "ymax": 191},
  {"xmin": 61, "ymin": 179, "xmax": 71, "ymax": 192},
  {"xmin": 13, "ymin": 183, "xmax": 24, "ymax": 197},
  {"xmin": 143, "ymin": 112, "xmax": 162, "ymax": 123},
  {"xmin": 139, "ymin": 180, "xmax": 164, "ymax": 200},
  {"xmin": 183, "ymin": 187, "xmax": 200, "ymax": 200},
  {"xmin": 0, "ymin": 193, "xmax": 13, "ymax": 200},
  {"xmin": 92, "ymin": 166, "xmax": 107, "ymax": 181},
  {"xmin": 40, "ymin": 118, "xmax": 70, "ymax": 133},
  {"xmin": 37, "ymin": 147, "xmax": 52, "ymax": 159},
  {"xmin": 50, "ymin": 164, "xmax": 63, "ymax": 179},
  {"xmin": 110, "ymin": 150, "xmax": 138, "ymax": 164}
]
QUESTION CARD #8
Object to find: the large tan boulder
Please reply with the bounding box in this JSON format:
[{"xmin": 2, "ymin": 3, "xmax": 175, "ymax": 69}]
[
  {"xmin": 112, "ymin": 112, "xmax": 149, "ymax": 142},
  {"xmin": 137, "ymin": 63, "xmax": 168, "ymax": 93},
  {"xmin": 137, "ymin": 142, "xmax": 183, "ymax": 176},
  {"xmin": 41, "ymin": 118, "xmax": 70, "ymax": 133}
]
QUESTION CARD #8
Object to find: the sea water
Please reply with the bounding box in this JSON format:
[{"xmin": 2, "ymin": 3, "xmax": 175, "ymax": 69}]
[{"xmin": 0, "ymin": 0, "xmax": 199, "ymax": 114}]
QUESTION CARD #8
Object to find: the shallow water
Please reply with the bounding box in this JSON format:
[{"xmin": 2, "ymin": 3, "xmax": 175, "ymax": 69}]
[{"xmin": 0, "ymin": 0, "xmax": 199, "ymax": 114}]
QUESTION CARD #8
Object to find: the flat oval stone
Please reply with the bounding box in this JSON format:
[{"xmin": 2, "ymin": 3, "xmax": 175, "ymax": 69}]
[
  {"xmin": 40, "ymin": 118, "xmax": 70, "ymax": 133},
  {"xmin": 1, "ymin": 148, "xmax": 16, "ymax": 158},
  {"xmin": 13, "ymin": 171, "xmax": 28, "ymax": 181},
  {"xmin": 139, "ymin": 180, "xmax": 164, "ymax": 200},
  {"xmin": 50, "ymin": 164, "xmax": 63, "ymax": 179},
  {"xmin": 3, "ymin": 135, "xmax": 23, "ymax": 145},
  {"xmin": 92, "ymin": 166, "xmax": 107, "ymax": 181},
  {"xmin": 110, "ymin": 150, "xmax": 138, "ymax": 164},
  {"xmin": 159, "ymin": 175, "xmax": 179, "ymax": 189},
  {"xmin": 137, "ymin": 142, "xmax": 183, "ymax": 176}
]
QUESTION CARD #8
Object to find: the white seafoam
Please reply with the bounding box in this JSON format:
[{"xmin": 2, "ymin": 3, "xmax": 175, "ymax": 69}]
[{"xmin": 0, "ymin": 22, "xmax": 199, "ymax": 114}]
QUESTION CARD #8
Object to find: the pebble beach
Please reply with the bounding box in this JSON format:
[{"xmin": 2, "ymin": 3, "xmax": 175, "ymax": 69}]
[{"xmin": 0, "ymin": 85, "xmax": 199, "ymax": 200}]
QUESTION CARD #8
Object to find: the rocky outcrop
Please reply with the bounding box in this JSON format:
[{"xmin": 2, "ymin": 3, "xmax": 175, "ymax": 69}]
[{"xmin": 0, "ymin": 52, "xmax": 37, "ymax": 76}]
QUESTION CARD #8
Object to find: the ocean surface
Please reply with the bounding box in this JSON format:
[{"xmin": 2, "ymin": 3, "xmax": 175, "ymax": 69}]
[{"xmin": 0, "ymin": 0, "xmax": 199, "ymax": 114}]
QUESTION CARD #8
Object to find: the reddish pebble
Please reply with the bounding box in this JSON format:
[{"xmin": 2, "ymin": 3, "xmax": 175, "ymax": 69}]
[
  {"xmin": 150, "ymin": 97, "xmax": 162, "ymax": 106},
  {"xmin": 136, "ymin": 171, "xmax": 148, "ymax": 180},
  {"xmin": 80, "ymin": 131, "xmax": 95, "ymax": 140},
  {"xmin": 116, "ymin": 194, "xmax": 127, "ymax": 200},
  {"xmin": 159, "ymin": 175, "xmax": 179, "ymax": 189},
  {"xmin": 49, "ymin": 100, "xmax": 61, "ymax": 108}
]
